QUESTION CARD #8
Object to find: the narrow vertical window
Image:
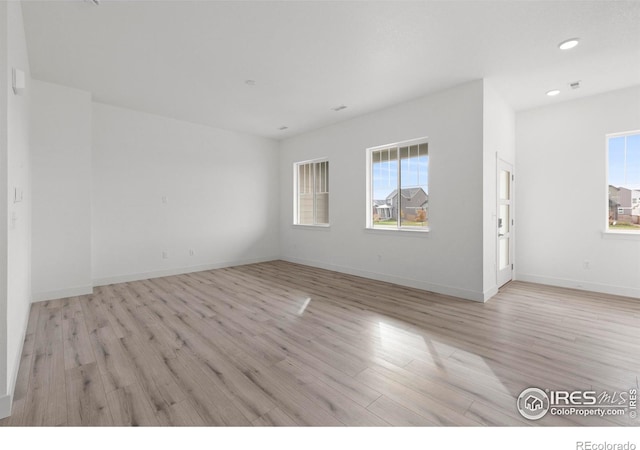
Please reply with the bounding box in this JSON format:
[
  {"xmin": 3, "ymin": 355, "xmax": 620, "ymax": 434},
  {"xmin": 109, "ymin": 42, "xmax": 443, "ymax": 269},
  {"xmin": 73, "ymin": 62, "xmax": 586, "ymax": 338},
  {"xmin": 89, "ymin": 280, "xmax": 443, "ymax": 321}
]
[
  {"xmin": 294, "ymin": 159, "xmax": 330, "ymax": 226},
  {"xmin": 368, "ymin": 138, "xmax": 428, "ymax": 230},
  {"xmin": 607, "ymin": 131, "xmax": 640, "ymax": 232}
]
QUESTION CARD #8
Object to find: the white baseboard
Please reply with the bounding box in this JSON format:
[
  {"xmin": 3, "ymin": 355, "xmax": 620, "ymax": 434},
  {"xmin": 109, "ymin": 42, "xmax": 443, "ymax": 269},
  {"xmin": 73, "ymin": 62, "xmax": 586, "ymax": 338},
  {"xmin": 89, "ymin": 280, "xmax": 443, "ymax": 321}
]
[
  {"xmin": 9, "ymin": 302, "xmax": 30, "ymax": 394},
  {"xmin": 483, "ymin": 286, "xmax": 499, "ymax": 302},
  {"xmin": 282, "ymin": 256, "xmax": 486, "ymax": 302},
  {"xmin": 93, "ymin": 256, "xmax": 279, "ymax": 287},
  {"xmin": 3, "ymin": 295, "xmax": 33, "ymax": 421},
  {"xmin": 32, "ymin": 285, "xmax": 94, "ymax": 303},
  {"xmin": 516, "ymin": 273, "xmax": 640, "ymax": 299},
  {"xmin": 0, "ymin": 394, "xmax": 10, "ymax": 420}
]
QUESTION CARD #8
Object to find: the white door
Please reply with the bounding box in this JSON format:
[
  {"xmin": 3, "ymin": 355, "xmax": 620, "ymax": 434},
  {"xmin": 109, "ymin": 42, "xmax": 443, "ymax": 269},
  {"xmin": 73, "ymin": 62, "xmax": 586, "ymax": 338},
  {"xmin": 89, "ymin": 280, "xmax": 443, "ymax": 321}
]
[{"xmin": 497, "ymin": 160, "xmax": 514, "ymax": 287}]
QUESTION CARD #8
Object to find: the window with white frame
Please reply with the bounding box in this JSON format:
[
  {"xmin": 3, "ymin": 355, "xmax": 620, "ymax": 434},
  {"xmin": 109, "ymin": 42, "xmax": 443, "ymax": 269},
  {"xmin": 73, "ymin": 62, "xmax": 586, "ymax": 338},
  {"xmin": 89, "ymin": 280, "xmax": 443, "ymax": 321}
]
[
  {"xmin": 367, "ymin": 138, "xmax": 429, "ymax": 230},
  {"xmin": 607, "ymin": 131, "xmax": 640, "ymax": 232},
  {"xmin": 294, "ymin": 159, "xmax": 329, "ymax": 226}
]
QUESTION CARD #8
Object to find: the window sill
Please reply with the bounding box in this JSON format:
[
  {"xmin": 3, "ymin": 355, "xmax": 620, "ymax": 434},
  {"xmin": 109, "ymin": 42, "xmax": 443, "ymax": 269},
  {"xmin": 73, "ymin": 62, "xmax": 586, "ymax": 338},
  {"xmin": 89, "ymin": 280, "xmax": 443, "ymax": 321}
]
[
  {"xmin": 364, "ymin": 227, "xmax": 430, "ymax": 236},
  {"xmin": 602, "ymin": 230, "xmax": 640, "ymax": 240},
  {"xmin": 292, "ymin": 224, "xmax": 331, "ymax": 230}
]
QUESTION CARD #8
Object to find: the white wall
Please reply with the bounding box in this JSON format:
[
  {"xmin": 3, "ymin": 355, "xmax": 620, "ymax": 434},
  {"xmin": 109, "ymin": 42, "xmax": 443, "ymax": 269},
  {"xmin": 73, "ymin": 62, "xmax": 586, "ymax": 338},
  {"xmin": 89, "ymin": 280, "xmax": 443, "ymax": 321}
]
[
  {"xmin": 0, "ymin": 0, "xmax": 31, "ymax": 419},
  {"xmin": 516, "ymin": 86, "xmax": 640, "ymax": 298},
  {"xmin": 0, "ymin": 1, "xmax": 8, "ymax": 414},
  {"xmin": 31, "ymin": 80, "xmax": 92, "ymax": 301},
  {"xmin": 482, "ymin": 81, "xmax": 515, "ymax": 294},
  {"xmin": 92, "ymin": 103, "xmax": 280, "ymax": 284},
  {"xmin": 279, "ymin": 81, "xmax": 487, "ymax": 301}
]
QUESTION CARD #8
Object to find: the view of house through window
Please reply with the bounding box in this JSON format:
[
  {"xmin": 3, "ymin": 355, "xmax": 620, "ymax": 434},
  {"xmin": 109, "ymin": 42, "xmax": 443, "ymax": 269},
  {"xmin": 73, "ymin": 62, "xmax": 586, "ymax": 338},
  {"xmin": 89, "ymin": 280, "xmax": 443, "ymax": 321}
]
[
  {"xmin": 369, "ymin": 139, "xmax": 428, "ymax": 230},
  {"xmin": 608, "ymin": 131, "xmax": 640, "ymax": 232},
  {"xmin": 294, "ymin": 159, "xmax": 329, "ymax": 226}
]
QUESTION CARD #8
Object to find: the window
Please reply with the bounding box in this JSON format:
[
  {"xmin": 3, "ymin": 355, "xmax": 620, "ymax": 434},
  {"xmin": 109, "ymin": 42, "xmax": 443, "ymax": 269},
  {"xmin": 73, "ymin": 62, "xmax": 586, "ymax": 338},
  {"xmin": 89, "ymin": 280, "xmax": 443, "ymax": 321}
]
[
  {"xmin": 607, "ymin": 131, "xmax": 640, "ymax": 232},
  {"xmin": 294, "ymin": 159, "xmax": 329, "ymax": 226},
  {"xmin": 367, "ymin": 138, "xmax": 429, "ymax": 230}
]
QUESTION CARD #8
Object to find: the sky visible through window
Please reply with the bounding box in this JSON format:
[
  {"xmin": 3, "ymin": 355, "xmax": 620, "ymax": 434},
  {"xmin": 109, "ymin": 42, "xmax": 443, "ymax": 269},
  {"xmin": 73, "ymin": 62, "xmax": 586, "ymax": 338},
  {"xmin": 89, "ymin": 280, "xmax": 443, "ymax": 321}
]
[
  {"xmin": 372, "ymin": 153, "xmax": 428, "ymax": 200},
  {"xmin": 609, "ymin": 133, "xmax": 640, "ymax": 190}
]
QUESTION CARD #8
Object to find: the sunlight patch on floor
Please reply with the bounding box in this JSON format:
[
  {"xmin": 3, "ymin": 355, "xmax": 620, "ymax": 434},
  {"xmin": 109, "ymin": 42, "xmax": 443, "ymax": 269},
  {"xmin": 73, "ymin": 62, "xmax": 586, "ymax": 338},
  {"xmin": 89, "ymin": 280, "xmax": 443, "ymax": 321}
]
[{"xmin": 297, "ymin": 297, "xmax": 311, "ymax": 315}]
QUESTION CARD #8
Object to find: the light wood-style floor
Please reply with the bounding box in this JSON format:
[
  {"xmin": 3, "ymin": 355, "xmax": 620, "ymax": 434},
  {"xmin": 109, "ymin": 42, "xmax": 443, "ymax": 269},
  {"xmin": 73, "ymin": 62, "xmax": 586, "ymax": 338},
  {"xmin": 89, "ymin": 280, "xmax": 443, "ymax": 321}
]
[{"xmin": 1, "ymin": 260, "xmax": 638, "ymax": 426}]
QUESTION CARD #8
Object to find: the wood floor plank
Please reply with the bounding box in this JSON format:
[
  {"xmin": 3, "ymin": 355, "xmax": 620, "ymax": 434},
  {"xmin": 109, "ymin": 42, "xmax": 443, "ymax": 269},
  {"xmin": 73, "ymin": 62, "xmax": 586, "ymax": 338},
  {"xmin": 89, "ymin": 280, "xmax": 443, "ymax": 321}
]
[
  {"xmin": 23, "ymin": 306, "xmax": 67, "ymax": 426},
  {"xmin": 65, "ymin": 362, "xmax": 113, "ymax": 426},
  {"xmin": 464, "ymin": 400, "xmax": 533, "ymax": 426},
  {"xmin": 3, "ymin": 261, "xmax": 638, "ymax": 426},
  {"xmin": 257, "ymin": 332, "xmax": 383, "ymax": 408},
  {"xmin": 273, "ymin": 359, "xmax": 389, "ymax": 426},
  {"xmin": 89, "ymin": 325, "xmax": 139, "ymax": 394},
  {"xmin": 165, "ymin": 400, "xmax": 207, "ymax": 426},
  {"xmin": 118, "ymin": 334, "xmax": 187, "ymax": 419},
  {"xmin": 228, "ymin": 352, "xmax": 344, "ymax": 426},
  {"xmin": 79, "ymin": 292, "xmax": 111, "ymax": 335},
  {"xmin": 403, "ymin": 356, "xmax": 529, "ymax": 417},
  {"xmin": 173, "ymin": 341, "xmax": 275, "ymax": 422},
  {"xmin": 162, "ymin": 349, "xmax": 252, "ymax": 426},
  {"xmin": 129, "ymin": 290, "xmax": 280, "ymax": 421},
  {"xmin": 138, "ymin": 285, "xmax": 286, "ymax": 369},
  {"xmin": 106, "ymin": 382, "xmax": 161, "ymax": 426},
  {"xmin": 62, "ymin": 298, "xmax": 96, "ymax": 370},
  {"xmin": 106, "ymin": 290, "xmax": 180, "ymax": 362},
  {"xmin": 97, "ymin": 286, "xmax": 131, "ymax": 339},
  {"xmin": 355, "ymin": 367, "xmax": 483, "ymax": 426},
  {"xmin": 366, "ymin": 358, "xmax": 474, "ymax": 414},
  {"xmin": 252, "ymin": 407, "xmax": 298, "ymax": 426},
  {"xmin": 262, "ymin": 330, "xmax": 367, "ymax": 378},
  {"xmin": 367, "ymin": 395, "xmax": 436, "ymax": 426}
]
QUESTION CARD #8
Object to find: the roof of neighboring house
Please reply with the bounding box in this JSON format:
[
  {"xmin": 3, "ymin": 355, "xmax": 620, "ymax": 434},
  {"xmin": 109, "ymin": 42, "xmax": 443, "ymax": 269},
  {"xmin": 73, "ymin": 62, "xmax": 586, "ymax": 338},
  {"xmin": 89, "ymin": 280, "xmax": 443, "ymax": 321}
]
[
  {"xmin": 611, "ymin": 185, "xmax": 632, "ymax": 194},
  {"xmin": 373, "ymin": 200, "xmax": 390, "ymax": 208},
  {"xmin": 386, "ymin": 187, "xmax": 427, "ymax": 200}
]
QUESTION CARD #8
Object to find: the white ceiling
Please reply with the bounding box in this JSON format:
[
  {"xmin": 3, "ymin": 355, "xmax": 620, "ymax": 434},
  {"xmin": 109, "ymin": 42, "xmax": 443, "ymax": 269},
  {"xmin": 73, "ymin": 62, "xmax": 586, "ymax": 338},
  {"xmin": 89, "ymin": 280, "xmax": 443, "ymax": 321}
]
[{"xmin": 21, "ymin": 1, "xmax": 640, "ymax": 140}]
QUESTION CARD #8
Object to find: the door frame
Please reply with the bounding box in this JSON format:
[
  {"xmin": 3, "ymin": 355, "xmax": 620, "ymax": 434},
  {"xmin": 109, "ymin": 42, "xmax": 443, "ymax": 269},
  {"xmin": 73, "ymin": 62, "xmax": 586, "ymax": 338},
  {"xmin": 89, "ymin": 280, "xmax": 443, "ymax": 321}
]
[{"xmin": 497, "ymin": 159, "xmax": 514, "ymax": 287}]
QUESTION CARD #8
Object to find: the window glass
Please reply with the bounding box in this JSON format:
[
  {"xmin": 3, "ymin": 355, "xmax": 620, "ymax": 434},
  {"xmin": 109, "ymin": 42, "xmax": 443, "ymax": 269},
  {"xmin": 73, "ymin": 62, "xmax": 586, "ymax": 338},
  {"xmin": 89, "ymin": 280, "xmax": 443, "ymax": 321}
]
[
  {"xmin": 370, "ymin": 139, "xmax": 428, "ymax": 230},
  {"xmin": 608, "ymin": 132, "xmax": 640, "ymax": 232}
]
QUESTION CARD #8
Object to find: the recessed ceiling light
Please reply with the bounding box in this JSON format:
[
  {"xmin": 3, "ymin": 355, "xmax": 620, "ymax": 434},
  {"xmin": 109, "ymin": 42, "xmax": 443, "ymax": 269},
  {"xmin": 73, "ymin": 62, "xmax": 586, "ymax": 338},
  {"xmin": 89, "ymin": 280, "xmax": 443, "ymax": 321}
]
[
  {"xmin": 245, "ymin": 79, "xmax": 256, "ymax": 86},
  {"xmin": 546, "ymin": 89, "xmax": 560, "ymax": 97},
  {"xmin": 558, "ymin": 38, "xmax": 579, "ymax": 50},
  {"xmin": 331, "ymin": 105, "xmax": 347, "ymax": 112},
  {"xmin": 278, "ymin": 126, "xmax": 288, "ymax": 131}
]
